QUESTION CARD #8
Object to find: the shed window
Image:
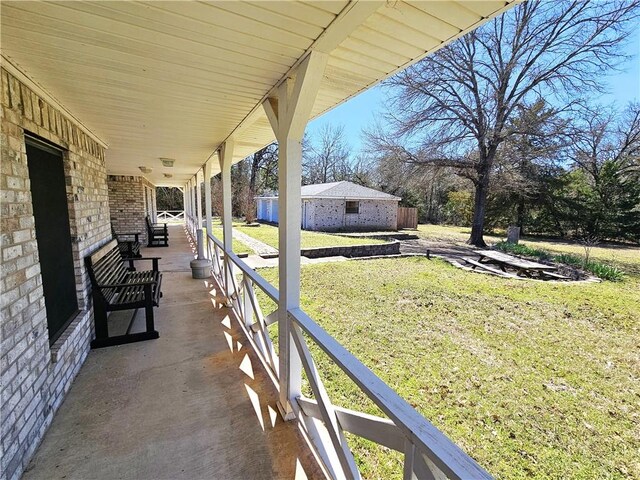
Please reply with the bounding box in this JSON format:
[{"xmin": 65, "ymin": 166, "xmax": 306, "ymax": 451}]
[{"xmin": 345, "ymin": 201, "xmax": 359, "ymax": 214}]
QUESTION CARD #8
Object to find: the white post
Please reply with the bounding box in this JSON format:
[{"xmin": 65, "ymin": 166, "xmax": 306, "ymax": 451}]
[
  {"xmin": 219, "ymin": 139, "xmax": 235, "ymax": 297},
  {"xmin": 188, "ymin": 179, "xmax": 195, "ymax": 234},
  {"xmin": 204, "ymin": 160, "xmax": 213, "ymax": 242},
  {"xmin": 263, "ymin": 51, "xmax": 328, "ymax": 419},
  {"xmin": 185, "ymin": 180, "xmax": 191, "ymax": 230},
  {"xmin": 196, "ymin": 169, "xmax": 203, "ymax": 230},
  {"xmin": 182, "ymin": 185, "xmax": 188, "ymax": 224}
]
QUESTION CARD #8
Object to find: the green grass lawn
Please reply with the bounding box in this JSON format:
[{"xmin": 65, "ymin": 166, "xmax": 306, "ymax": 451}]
[
  {"xmin": 257, "ymin": 249, "xmax": 640, "ymax": 478},
  {"xmin": 205, "ymin": 223, "xmax": 253, "ymax": 255},
  {"xmin": 236, "ymin": 222, "xmax": 386, "ymax": 249}
]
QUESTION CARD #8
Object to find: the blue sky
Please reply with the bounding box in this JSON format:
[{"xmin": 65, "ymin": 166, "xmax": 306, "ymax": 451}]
[{"xmin": 307, "ymin": 28, "xmax": 640, "ymax": 156}]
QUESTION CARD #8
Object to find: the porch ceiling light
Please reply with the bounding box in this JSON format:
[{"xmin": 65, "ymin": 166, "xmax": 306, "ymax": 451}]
[
  {"xmin": 138, "ymin": 166, "xmax": 152, "ymax": 174},
  {"xmin": 160, "ymin": 158, "xmax": 175, "ymax": 167}
]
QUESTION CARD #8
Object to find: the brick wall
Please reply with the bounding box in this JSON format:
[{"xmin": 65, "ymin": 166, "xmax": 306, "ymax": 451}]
[
  {"xmin": 108, "ymin": 175, "xmax": 158, "ymax": 245},
  {"xmin": 301, "ymin": 240, "xmax": 401, "ymax": 258},
  {"xmin": 307, "ymin": 198, "xmax": 398, "ymax": 231},
  {"xmin": 1, "ymin": 66, "xmax": 110, "ymax": 480},
  {"xmin": 108, "ymin": 175, "xmax": 147, "ymax": 245}
]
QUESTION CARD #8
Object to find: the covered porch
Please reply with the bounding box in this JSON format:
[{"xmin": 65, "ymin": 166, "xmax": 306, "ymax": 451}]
[
  {"xmin": 1, "ymin": 2, "xmax": 518, "ymax": 479},
  {"xmin": 22, "ymin": 225, "xmax": 323, "ymax": 479}
]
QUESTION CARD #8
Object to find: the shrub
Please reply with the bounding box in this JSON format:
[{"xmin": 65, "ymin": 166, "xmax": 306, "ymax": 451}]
[
  {"xmin": 584, "ymin": 262, "xmax": 625, "ymax": 282},
  {"xmin": 554, "ymin": 253, "xmax": 583, "ymax": 267},
  {"xmin": 495, "ymin": 241, "xmax": 551, "ymax": 260}
]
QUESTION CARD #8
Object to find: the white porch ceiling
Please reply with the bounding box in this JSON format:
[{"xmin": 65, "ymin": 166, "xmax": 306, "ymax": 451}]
[{"xmin": 1, "ymin": 1, "xmax": 517, "ymax": 187}]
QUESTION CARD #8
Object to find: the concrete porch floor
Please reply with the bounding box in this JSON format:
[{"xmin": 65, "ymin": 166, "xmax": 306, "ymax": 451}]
[{"xmin": 22, "ymin": 225, "xmax": 324, "ymax": 480}]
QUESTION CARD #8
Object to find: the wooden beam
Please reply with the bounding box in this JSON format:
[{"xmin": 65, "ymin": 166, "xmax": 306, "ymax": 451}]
[{"xmin": 311, "ymin": 1, "xmax": 384, "ymax": 54}]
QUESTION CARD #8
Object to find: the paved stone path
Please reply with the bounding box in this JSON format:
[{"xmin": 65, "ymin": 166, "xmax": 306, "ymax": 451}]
[{"xmin": 232, "ymin": 228, "xmax": 278, "ymax": 257}]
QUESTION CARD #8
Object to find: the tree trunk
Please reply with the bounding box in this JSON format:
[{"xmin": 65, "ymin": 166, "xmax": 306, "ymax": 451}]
[
  {"xmin": 468, "ymin": 169, "xmax": 490, "ymax": 247},
  {"xmin": 516, "ymin": 199, "xmax": 526, "ymax": 236}
]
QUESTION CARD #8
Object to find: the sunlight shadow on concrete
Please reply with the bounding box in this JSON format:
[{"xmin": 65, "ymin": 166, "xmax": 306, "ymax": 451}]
[
  {"xmin": 244, "ymin": 383, "xmax": 265, "ymax": 432},
  {"xmin": 223, "ymin": 331, "xmax": 234, "ymax": 352},
  {"xmin": 239, "ymin": 353, "xmax": 254, "ymax": 380},
  {"xmin": 268, "ymin": 405, "xmax": 278, "ymax": 428},
  {"xmin": 295, "ymin": 458, "xmax": 309, "ymax": 480}
]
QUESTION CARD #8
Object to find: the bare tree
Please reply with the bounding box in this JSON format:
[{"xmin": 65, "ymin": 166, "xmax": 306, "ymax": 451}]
[
  {"xmin": 571, "ymin": 102, "xmax": 640, "ymax": 180},
  {"xmin": 567, "ymin": 102, "xmax": 640, "ymax": 238},
  {"xmin": 248, "ymin": 143, "xmax": 279, "ymax": 195},
  {"xmin": 381, "ymin": 0, "xmax": 639, "ymax": 246},
  {"xmin": 156, "ymin": 186, "xmax": 184, "ymax": 211},
  {"xmin": 303, "ymin": 124, "xmax": 351, "ymax": 184},
  {"xmin": 242, "ymin": 143, "xmax": 278, "ymax": 222}
]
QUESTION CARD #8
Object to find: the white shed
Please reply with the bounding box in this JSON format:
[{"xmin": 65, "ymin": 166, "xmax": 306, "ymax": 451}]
[{"xmin": 256, "ymin": 181, "xmax": 401, "ymax": 231}]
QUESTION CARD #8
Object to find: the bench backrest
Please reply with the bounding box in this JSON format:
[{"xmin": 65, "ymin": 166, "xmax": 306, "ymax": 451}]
[{"xmin": 86, "ymin": 239, "xmax": 129, "ymax": 288}]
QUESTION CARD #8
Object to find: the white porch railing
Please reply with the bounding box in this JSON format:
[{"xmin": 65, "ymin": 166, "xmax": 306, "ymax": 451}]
[
  {"xmin": 206, "ymin": 231, "xmax": 492, "ymax": 480},
  {"xmin": 157, "ymin": 210, "xmax": 185, "ymax": 223},
  {"xmin": 185, "ymin": 214, "xmax": 197, "ymax": 239}
]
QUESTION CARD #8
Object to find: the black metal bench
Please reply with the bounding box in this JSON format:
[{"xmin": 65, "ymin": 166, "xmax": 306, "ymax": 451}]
[
  {"xmin": 111, "ymin": 226, "xmax": 142, "ymax": 259},
  {"xmin": 146, "ymin": 216, "xmax": 169, "ymax": 247},
  {"xmin": 86, "ymin": 239, "xmax": 162, "ymax": 348}
]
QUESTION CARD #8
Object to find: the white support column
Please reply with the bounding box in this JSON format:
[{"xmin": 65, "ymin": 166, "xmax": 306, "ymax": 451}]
[
  {"xmin": 263, "ymin": 51, "xmax": 328, "ymax": 419},
  {"xmin": 190, "ymin": 178, "xmax": 196, "ymax": 234},
  {"xmin": 187, "ymin": 179, "xmax": 193, "ymax": 232},
  {"xmin": 195, "ymin": 170, "xmax": 203, "ymax": 230},
  {"xmin": 204, "ymin": 160, "xmax": 213, "ymax": 240},
  {"xmin": 219, "ymin": 139, "xmax": 235, "ymax": 296},
  {"xmin": 182, "ymin": 185, "xmax": 188, "ymax": 224},
  {"xmin": 185, "ymin": 180, "xmax": 190, "ymax": 228}
]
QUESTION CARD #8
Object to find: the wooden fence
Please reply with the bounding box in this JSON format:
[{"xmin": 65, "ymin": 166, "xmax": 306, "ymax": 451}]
[{"xmin": 397, "ymin": 207, "xmax": 418, "ymax": 229}]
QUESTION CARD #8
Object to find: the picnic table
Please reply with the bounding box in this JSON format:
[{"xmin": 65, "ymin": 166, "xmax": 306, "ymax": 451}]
[{"xmin": 464, "ymin": 250, "xmax": 568, "ymax": 280}]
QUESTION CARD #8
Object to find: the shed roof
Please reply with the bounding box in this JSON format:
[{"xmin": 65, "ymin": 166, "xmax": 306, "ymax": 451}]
[
  {"xmin": 260, "ymin": 181, "xmax": 401, "ymax": 200},
  {"xmin": 302, "ymin": 181, "xmax": 401, "ymax": 200},
  {"xmin": 1, "ymin": 1, "xmax": 517, "ymax": 186}
]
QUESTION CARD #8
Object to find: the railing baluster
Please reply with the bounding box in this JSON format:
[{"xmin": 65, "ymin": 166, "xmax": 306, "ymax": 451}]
[
  {"xmin": 204, "ymin": 230, "xmax": 489, "ymax": 480},
  {"xmin": 244, "ymin": 280, "xmax": 279, "ymax": 374},
  {"xmin": 404, "ymin": 440, "xmax": 417, "ymax": 480},
  {"xmin": 242, "ymin": 274, "xmax": 253, "ymax": 328},
  {"xmin": 290, "ymin": 324, "xmax": 361, "ymax": 480}
]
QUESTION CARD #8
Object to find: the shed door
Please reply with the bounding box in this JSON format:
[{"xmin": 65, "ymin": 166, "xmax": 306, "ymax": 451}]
[
  {"xmin": 26, "ymin": 137, "xmax": 78, "ymax": 345},
  {"xmin": 271, "ymin": 199, "xmax": 279, "ymax": 223}
]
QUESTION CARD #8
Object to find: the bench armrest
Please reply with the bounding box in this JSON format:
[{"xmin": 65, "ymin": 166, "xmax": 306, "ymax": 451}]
[
  {"xmin": 127, "ymin": 256, "xmax": 161, "ymax": 271},
  {"xmin": 98, "ymin": 281, "xmax": 155, "ymax": 288},
  {"xmin": 118, "ymin": 232, "xmax": 141, "ymax": 241}
]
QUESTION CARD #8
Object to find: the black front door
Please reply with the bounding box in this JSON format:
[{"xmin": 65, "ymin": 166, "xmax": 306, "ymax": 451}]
[{"xmin": 26, "ymin": 137, "xmax": 78, "ymax": 345}]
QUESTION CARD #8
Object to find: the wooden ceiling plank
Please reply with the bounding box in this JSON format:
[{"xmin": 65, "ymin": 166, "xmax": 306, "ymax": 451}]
[
  {"xmin": 249, "ymin": 1, "xmax": 337, "ymax": 26},
  {"xmin": 410, "ymin": 1, "xmax": 481, "ymax": 29},
  {"xmin": 212, "ymin": 1, "xmax": 325, "ymax": 38},
  {"xmin": 2, "ymin": 5, "xmax": 293, "ymax": 75}
]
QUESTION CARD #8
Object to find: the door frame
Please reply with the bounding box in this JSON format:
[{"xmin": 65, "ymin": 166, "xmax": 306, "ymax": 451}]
[{"xmin": 25, "ymin": 133, "xmax": 80, "ymax": 345}]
